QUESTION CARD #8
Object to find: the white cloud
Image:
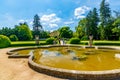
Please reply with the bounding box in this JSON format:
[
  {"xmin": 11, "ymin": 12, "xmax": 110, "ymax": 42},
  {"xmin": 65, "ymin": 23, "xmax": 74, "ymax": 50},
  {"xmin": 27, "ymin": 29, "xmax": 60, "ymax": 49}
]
[
  {"xmin": 18, "ymin": 19, "xmax": 28, "ymax": 23},
  {"xmin": 40, "ymin": 13, "xmax": 61, "ymax": 30},
  {"xmin": 74, "ymin": 6, "xmax": 91, "ymax": 19},
  {"xmin": 18, "ymin": 19, "xmax": 33, "ymax": 30},
  {"xmin": 106, "ymin": 0, "xmax": 110, "ymax": 2},
  {"xmin": 76, "ymin": 15, "xmax": 86, "ymax": 19},
  {"xmin": 41, "ymin": 13, "xmax": 61, "ymax": 23},
  {"xmin": 49, "ymin": 23, "xmax": 58, "ymax": 28}
]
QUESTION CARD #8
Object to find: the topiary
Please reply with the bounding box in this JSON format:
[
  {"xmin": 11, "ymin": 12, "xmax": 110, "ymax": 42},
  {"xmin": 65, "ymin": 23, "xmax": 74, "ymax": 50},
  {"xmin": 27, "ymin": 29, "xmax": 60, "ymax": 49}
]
[
  {"xmin": 0, "ymin": 35, "xmax": 11, "ymax": 48},
  {"xmin": 69, "ymin": 38, "xmax": 80, "ymax": 44},
  {"xmin": 9, "ymin": 35, "xmax": 18, "ymax": 41},
  {"xmin": 46, "ymin": 38, "xmax": 55, "ymax": 44}
]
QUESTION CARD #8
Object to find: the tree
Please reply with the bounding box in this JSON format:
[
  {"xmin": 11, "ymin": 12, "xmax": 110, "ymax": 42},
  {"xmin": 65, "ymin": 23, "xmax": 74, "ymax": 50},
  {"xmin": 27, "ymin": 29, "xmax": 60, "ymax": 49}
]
[
  {"xmin": 50, "ymin": 30, "xmax": 59, "ymax": 38},
  {"xmin": 113, "ymin": 10, "xmax": 120, "ymax": 18},
  {"xmin": 14, "ymin": 23, "xmax": 33, "ymax": 41},
  {"xmin": 75, "ymin": 18, "xmax": 86, "ymax": 39},
  {"xmin": 100, "ymin": 0, "xmax": 111, "ymax": 40},
  {"xmin": 92, "ymin": 8, "xmax": 99, "ymax": 39},
  {"xmin": 0, "ymin": 27, "xmax": 13, "ymax": 37},
  {"xmin": 40, "ymin": 31, "xmax": 50, "ymax": 38},
  {"xmin": 9, "ymin": 34, "xmax": 18, "ymax": 41},
  {"xmin": 112, "ymin": 18, "xmax": 120, "ymax": 40},
  {"xmin": 86, "ymin": 10, "xmax": 93, "ymax": 36},
  {"xmin": 104, "ymin": 17, "xmax": 115, "ymax": 40},
  {"xmin": 33, "ymin": 14, "xmax": 42, "ymax": 35},
  {"xmin": 32, "ymin": 30, "xmax": 50, "ymax": 39},
  {"xmin": 33, "ymin": 14, "xmax": 43, "ymax": 44},
  {"xmin": 59, "ymin": 26, "xmax": 73, "ymax": 38},
  {"xmin": 84, "ymin": 8, "xmax": 99, "ymax": 39}
]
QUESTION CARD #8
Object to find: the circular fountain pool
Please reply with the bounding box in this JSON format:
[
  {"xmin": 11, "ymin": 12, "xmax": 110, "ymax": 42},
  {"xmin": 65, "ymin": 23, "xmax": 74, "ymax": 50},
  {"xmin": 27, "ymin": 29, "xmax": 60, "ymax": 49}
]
[{"xmin": 8, "ymin": 45, "xmax": 120, "ymax": 79}]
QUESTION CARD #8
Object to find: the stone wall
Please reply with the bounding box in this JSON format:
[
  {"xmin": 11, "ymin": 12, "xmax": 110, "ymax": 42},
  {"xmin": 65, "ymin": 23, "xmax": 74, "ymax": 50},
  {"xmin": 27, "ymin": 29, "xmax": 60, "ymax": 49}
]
[
  {"xmin": 7, "ymin": 45, "xmax": 120, "ymax": 80},
  {"xmin": 7, "ymin": 47, "xmax": 36, "ymax": 58},
  {"xmin": 28, "ymin": 46, "xmax": 120, "ymax": 80}
]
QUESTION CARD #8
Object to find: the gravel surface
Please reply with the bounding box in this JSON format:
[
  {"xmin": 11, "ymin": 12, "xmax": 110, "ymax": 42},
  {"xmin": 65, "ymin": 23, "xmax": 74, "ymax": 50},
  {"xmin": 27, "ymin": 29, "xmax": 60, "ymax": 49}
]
[{"xmin": 0, "ymin": 48, "xmax": 64, "ymax": 80}]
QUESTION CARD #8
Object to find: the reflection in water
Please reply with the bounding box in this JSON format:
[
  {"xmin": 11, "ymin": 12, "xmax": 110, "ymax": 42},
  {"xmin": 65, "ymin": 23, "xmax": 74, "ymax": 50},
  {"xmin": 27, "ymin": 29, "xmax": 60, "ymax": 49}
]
[
  {"xmin": 115, "ymin": 54, "xmax": 120, "ymax": 59},
  {"xmin": 33, "ymin": 47, "xmax": 120, "ymax": 71},
  {"xmin": 42, "ymin": 50, "xmax": 62, "ymax": 57}
]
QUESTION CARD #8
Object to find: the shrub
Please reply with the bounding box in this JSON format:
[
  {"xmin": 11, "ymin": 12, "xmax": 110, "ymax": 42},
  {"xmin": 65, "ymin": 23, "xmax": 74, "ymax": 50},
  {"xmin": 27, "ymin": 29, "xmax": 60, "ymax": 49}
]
[
  {"xmin": 46, "ymin": 38, "xmax": 55, "ymax": 44},
  {"xmin": 81, "ymin": 36, "xmax": 88, "ymax": 40},
  {"xmin": 9, "ymin": 35, "xmax": 18, "ymax": 41},
  {"xmin": 69, "ymin": 38, "xmax": 80, "ymax": 44},
  {"xmin": 0, "ymin": 35, "xmax": 11, "ymax": 48}
]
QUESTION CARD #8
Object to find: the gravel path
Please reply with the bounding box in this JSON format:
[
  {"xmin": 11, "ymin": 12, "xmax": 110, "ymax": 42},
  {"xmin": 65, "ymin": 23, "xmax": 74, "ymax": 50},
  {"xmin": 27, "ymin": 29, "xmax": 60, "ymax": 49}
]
[{"xmin": 0, "ymin": 48, "xmax": 64, "ymax": 80}]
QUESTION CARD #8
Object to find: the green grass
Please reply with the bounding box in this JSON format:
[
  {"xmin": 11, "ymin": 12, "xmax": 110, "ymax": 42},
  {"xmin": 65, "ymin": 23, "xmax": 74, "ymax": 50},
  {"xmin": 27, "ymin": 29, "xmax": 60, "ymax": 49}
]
[
  {"xmin": 11, "ymin": 41, "xmax": 46, "ymax": 47},
  {"xmin": 81, "ymin": 40, "xmax": 120, "ymax": 46},
  {"xmin": 10, "ymin": 40, "xmax": 120, "ymax": 47}
]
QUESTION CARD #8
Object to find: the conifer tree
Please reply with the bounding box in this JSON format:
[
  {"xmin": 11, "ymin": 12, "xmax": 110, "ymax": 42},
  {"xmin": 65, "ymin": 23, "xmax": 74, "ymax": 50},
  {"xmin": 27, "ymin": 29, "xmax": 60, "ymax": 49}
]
[{"xmin": 100, "ymin": 0, "xmax": 111, "ymax": 40}]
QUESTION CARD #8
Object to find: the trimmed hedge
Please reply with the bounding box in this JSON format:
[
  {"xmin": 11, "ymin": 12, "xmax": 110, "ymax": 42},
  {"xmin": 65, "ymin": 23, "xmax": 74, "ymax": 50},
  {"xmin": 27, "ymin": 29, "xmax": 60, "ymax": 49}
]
[
  {"xmin": 9, "ymin": 35, "xmax": 18, "ymax": 41},
  {"xmin": 0, "ymin": 35, "xmax": 11, "ymax": 48},
  {"xmin": 46, "ymin": 38, "xmax": 55, "ymax": 44},
  {"xmin": 69, "ymin": 38, "xmax": 80, "ymax": 44}
]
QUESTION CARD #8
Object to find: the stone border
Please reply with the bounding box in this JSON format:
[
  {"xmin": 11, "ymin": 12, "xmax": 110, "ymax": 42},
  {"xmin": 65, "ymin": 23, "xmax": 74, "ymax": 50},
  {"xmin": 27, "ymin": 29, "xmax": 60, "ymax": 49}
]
[
  {"xmin": 7, "ymin": 45, "xmax": 120, "ymax": 79},
  {"xmin": 7, "ymin": 47, "xmax": 37, "ymax": 58}
]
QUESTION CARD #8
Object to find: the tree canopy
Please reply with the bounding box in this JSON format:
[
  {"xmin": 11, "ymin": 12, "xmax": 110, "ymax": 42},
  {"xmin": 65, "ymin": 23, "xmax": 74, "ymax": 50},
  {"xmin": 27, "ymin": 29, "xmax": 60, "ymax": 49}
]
[
  {"xmin": 59, "ymin": 26, "xmax": 73, "ymax": 38},
  {"xmin": 99, "ymin": 0, "xmax": 111, "ymax": 40},
  {"xmin": 14, "ymin": 23, "xmax": 33, "ymax": 41},
  {"xmin": 33, "ymin": 14, "xmax": 43, "ymax": 35}
]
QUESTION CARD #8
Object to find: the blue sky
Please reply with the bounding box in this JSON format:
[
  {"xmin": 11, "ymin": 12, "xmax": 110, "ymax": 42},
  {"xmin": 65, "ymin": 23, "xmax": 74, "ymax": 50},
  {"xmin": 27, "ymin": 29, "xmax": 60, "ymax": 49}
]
[{"xmin": 0, "ymin": 0, "xmax": 120, "ymax": 31}]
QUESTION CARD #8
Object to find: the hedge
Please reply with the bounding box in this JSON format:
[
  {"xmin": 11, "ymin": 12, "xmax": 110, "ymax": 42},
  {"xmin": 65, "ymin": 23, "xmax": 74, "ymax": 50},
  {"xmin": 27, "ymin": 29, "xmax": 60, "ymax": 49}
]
[
  {"xmin": 69, "ymin": 38, "xmax": 80, "ymax": 44},
  {"xmin": 46, "ymin": 38, "xmax": 55, "ymax": 44},
  {"xmin": 0, "ymin": 35, "xmax": 11, "ymax": 48}
]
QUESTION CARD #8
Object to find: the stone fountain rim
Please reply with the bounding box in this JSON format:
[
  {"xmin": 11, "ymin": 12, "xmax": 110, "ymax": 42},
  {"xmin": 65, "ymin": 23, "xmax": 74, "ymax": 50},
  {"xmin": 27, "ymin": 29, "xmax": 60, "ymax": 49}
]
[{"xmin": 7, "ymin": 45, "xmax": 120, "ymax": 79}]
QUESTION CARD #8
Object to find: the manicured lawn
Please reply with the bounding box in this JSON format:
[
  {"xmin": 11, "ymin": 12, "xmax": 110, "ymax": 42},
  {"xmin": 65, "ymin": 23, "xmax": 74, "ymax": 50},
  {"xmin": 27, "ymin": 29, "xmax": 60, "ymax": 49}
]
[
  {"xmin": 81, "ymin": 40, "xmax": 120, "ymax": 46},
  {"xmin": 11, "ymin": 41, "xmax": 35, "ymax": 44},
  {"xmin": 11, "ymin": 41, "xmax": 46, "ymax": 47},
  {"xmin": 81, "ymin": 40, "xmax": 120, "ymax": 43},
  {"xmin": 10, "ymin": 40, "xmax": 120, "ymax": 47}
]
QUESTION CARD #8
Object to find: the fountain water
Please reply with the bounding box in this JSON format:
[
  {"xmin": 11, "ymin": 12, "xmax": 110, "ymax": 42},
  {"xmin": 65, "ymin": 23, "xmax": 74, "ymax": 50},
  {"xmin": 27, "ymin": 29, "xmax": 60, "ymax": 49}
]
[
  {"xmin": 7, "ymin": 45, "xmax": 120, "ymax": 79},
  {"xmin": 115, "ymin": 54, "xmax": 120, "ymax": 58}
]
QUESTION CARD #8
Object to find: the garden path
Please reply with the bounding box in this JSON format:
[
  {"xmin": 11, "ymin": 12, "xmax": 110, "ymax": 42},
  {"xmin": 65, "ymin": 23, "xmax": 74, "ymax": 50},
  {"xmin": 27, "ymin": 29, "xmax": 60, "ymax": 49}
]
[{"xmin": 0, "ymin": 48, "xmax": 64, "ymax": 80}]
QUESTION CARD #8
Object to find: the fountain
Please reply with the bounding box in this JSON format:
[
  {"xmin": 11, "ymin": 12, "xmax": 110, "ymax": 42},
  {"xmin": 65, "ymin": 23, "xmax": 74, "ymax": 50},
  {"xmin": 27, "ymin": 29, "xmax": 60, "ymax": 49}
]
[{"xmin": 7, "ymin": 45, "xmax": 120, "ymax": 80}]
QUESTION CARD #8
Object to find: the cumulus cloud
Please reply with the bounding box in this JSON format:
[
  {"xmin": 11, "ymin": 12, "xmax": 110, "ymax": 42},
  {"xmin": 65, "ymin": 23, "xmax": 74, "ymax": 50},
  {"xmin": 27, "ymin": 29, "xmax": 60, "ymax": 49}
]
[
  {"xmin": 49, "ymin": 23, "xmax": 58, "ymax": 28},
  {"xmin": 74, "ymin": 6, "xmax": 91, "ymax": 19},
  {"xmin": 18, "ymin": 19, "xmax": 28, "ymax": 23},
  {"xmin": 40, "ymin": 13, "xmax": 61, "ymax": 30},
  {"xmin": 106, "ymin": 0, "xmax": 110, "ymax": 2},
  {"xmin": 41, "ymin": 13, "xmax": 61, "ymax": 23}
]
